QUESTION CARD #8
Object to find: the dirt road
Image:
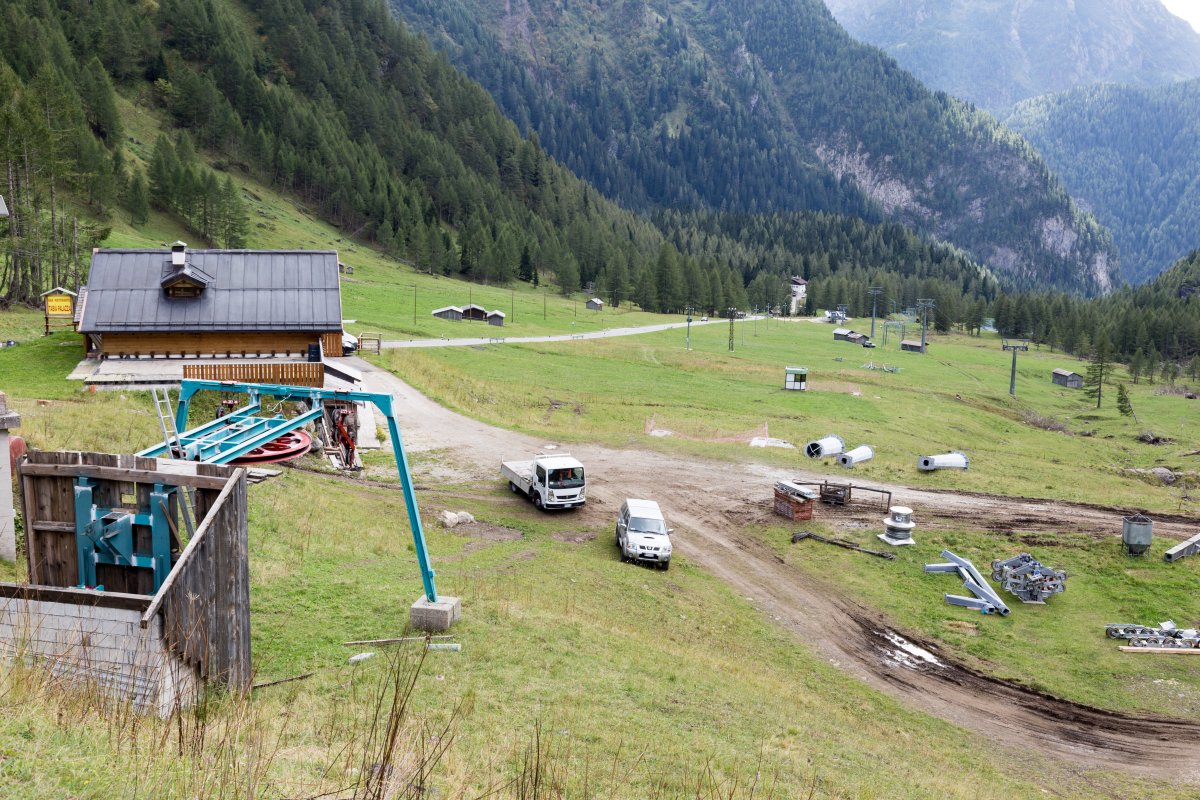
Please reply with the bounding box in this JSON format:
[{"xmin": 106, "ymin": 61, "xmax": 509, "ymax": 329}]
[{"xmin": 352, "ymin": 357, "xmax": 1200, "ymax": 779}]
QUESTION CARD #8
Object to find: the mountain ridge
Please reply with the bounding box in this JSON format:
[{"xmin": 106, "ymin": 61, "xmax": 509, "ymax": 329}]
[
  {"xmin": 393, "ymin": 0, "xmax": 1119, "ymax": 294},
  {"xmin": 824, "ymin": 0, "xmax": 1200, "ymax": 113}
]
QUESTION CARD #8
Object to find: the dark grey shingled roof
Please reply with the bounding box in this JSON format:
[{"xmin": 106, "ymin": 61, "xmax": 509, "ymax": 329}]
[{"xmin": 79, "ymin": 249, "xmax": 342, "ymax": 332}]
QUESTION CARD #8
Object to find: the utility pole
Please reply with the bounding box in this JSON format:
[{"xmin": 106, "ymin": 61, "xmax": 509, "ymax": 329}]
[
  {"xmin": 1002, "ymin": 339, "xmax": 1029, "ymax": 397},
  {"xmin": 727, "ymin": 308, "xmax": 736, "ymax": 352},
  {"xmin": 917, "ymin": 298, "xmax": 935, "ymax": 353},
  {"xmin": 836, "ymin": 303, "xmax": 849, "ymax": 323},
  {"xmin": 686, "ymin": 306, "xmax": 694, "ymax": 351},
  {"xmin": 412, "ymin": 285, "xmax": 417, "ymax": 324},
  {"xmin": 867, "ymin": 287, "xmax": 882, "ymax": 338}
]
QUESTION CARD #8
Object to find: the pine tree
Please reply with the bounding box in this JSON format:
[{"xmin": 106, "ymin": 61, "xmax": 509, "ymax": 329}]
[
  {"xmin": 1085, "ymin": 335, "xmax": 1113, "ymax": 409},
  {"xmin": 126, "ymin": 169, "xmax": 149, "ymax": 225},
  {"xmin": 220, "ymin": 176, "xmax": 249, "ymax": 248},
  {"xmin": 1116, "ymin": 383, "xmax": 1138, "ymax": 423}
]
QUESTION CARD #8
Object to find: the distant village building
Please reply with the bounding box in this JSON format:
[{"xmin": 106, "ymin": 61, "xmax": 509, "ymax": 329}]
[
  {"xmin": 586, "ymin": 298, "xmax": 604, "ymax": 311},
  {"xmin": 431, "ymin": 306, "xmax": 463, "ymax": 321},
  {"xmin": 789, "ymin": 277, "xmax": 808, "ymax": 315},
  {"xmin": 461, "ymin": 304, "xmax": 489, "ymax": 322},
  {"xmin": 1051, "ymin": 368, "xmax": 1083, "ymax": 389},
  {"xmin": 437, "ymin": 303, "xmax": 505, "ymax": 325},
  {"xmin": 77, "ymin": 243, "xmax": 343, "ymax": 359},
  {"xmin": 900, "ymin": 339, "xmax": 926, "ymax": 353}
]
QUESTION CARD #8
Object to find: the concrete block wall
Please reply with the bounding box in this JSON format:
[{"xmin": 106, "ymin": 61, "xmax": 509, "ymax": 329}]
[{"xmin": 0, "ymin": 596, "xmax": 198, "ymax": 717}]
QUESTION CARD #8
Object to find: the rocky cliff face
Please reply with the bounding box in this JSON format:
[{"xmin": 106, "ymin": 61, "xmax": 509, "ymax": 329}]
[{"xmin": 824, "ymin": 0, "xmax": 1200, "ymax": 112}]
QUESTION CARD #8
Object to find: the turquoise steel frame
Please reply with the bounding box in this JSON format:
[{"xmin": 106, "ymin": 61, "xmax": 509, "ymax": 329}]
[
  {"xmin": 74, "ymin": 477, "xmax": 176, "ymax": 593},
  {"xmin": 137, "ymin": 380, "xmax": 438, "ymax": 602}
]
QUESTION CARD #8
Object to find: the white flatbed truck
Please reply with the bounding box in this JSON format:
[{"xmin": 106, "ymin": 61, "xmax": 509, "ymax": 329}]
[{"xmin": 501, "ymin": 454, "xmax": 586, "ymax": 510}]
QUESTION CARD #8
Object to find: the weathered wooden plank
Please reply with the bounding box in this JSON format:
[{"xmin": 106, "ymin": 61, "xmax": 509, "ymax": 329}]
[
  {"xmin": 20, "ymin": 463, "xmax": 230, "ymax": 490},
  {"xmin": 30, "ymin": 521, "xmax": 74, "ymax": 533},
  {"xmin": 0, "ymin": 582, "xmax": 153, "ymax": 611}
]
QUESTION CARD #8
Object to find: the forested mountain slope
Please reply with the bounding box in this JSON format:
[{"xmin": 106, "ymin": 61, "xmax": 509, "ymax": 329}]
[
  {"xmin": 1006, "ymin": 80, "xmax": 1200, "ymax": 286},
  {"xmin": 391, "ymin": 0, "xmax": 1118, "ymax": 294},
  {"xmin": 993, "ymin": 249, "xmax": 1200, "ymax": 367},
  {"xmin": 0, "ymin": 0, "xmax": 712, "ymax": 307},
  {"xmin": 824, "ymin": 0, "xmax": 1200, "ymax": 113},
  {"xmin": 0, "ymin": 0, "xmax": 1000, "ymax": 320}
]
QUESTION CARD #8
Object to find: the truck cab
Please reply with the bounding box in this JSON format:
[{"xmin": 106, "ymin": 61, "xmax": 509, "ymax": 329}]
[{"xmin": 501, "ymin": 454, "xmax": 586, "ymax": 510}]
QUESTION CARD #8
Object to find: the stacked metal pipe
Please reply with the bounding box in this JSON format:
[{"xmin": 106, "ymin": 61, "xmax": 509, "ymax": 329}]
[
  {"xmin": 924, "ymin": 549, "xmax": 1010, "ymax": 616},
  {"xmin": 989, "ymin": 553, "xmax": 1066, "ymax": 604}
]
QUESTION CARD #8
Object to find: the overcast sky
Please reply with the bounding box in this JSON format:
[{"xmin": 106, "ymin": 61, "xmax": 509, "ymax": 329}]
[{"xmin": 1162, "ymin": 0, "xmax": 1200, "ymax": 33}]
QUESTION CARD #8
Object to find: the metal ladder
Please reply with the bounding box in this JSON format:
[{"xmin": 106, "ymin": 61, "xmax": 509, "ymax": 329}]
[{"xmin": 151, "ymin": 387, "xmax": 196, "ymax": 540}]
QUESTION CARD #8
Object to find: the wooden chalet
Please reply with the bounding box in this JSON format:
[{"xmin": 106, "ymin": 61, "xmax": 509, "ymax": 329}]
[
  {"xmin": 586, "ymin": 297, "xmax": 604, "ymax": 310},
  {"xmin": 900, "ymin": 339, "xmax": 925, "ymax": 353},
  {"xmin": 77, "ymin": 243, "xmax": 343, "ymax": 360},
  {"xmin": 1051, "ymin": 368, "xmax": 1083, "ymax": 389}
]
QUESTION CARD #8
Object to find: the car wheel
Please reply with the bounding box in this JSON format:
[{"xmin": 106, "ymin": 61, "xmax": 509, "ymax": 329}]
[
  {"xmin": 509, "ymin": 481, "xmax": 519, "ymax": 493},
  {"xmin": 533, "ymin": 492, "xmax": 543, "ymax": 510},
  {"xmin": 661, "ymin": 560, "xmax": 670, "ymax": 571}
]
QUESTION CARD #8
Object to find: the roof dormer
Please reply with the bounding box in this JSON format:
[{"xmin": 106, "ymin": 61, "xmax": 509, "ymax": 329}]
[{"xmin": 160, "ymin": 242, "xmax": 213, "ymax": 298}]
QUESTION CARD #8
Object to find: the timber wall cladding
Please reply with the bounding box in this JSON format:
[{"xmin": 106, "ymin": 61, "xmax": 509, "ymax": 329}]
[
  {"xmin": 183, "ymin": 361, "xmax": 324, "ymax": 387},
  {"xmin": 3, "ymin": 451, "xmax": 251, "ymax": 710},
  {"xmin": 321, "ymin": 332, "xmax": 342, "ymax": 355},
  {"xmin": 99, "ymin": 331, "xmax": 321, "ymax": 358}
]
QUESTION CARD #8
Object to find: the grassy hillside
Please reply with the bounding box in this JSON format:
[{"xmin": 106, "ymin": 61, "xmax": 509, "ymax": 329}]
[
  {"xmin": 1, "ymin": 351, "xmax": 1194, "ymax": 798},
  {"xmin": 5, "ymin": 286, "xmax": 1200, "ymax": 796}
]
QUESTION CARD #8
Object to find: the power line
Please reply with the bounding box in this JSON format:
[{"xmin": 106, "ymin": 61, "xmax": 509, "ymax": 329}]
[{"xmin": 867, "ymin": 287, "xmax": 882, "ymax": 338}]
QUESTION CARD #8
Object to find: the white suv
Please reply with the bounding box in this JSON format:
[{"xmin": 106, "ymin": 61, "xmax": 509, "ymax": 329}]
[{"xmin": 616, "ymin": 499, "xmax": 673, "ymax": 570}]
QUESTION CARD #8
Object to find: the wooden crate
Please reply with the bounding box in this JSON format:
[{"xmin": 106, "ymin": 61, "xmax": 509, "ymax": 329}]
[{"xmin": 773, "ymin": 486, "xmax": 815, "ymax": 520}]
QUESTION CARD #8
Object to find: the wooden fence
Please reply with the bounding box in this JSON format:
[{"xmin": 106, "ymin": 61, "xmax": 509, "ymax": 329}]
[
  {"xmin": 183, "ymin": 361, "xmax": 324, "ymax": 387},
  {"xmin": 12, "ymin": 451, "xmax": 251, "ymax": 695},
  {"xmin": 143, "ymin": 468, "xmax": 250, "ymax": 690}
]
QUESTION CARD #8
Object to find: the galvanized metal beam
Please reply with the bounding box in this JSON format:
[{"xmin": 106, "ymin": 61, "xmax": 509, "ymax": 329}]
[{"xmin": 1164, "ymin": 532, "xmax": 1200, "ymax": 563}]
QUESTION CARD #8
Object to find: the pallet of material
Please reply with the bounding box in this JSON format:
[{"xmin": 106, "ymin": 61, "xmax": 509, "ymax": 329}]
[{"xmin": 773, "ymin": 481, "xmax": 817, "ymax": 520}]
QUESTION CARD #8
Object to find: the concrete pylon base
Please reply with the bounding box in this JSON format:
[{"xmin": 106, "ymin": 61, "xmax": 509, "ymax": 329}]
[
  {"xmin": 878, "ymin": 532, "xmax": 915, "ymax": 547},
  {"xmin": 410, "ymin": 595, "xmax": 462, "ymax": 632}
]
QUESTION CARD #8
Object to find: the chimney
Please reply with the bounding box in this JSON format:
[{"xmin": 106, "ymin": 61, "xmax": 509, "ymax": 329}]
[{"xmin": 170, "ymin": 241, "xmax": 187, "ymax": 268}]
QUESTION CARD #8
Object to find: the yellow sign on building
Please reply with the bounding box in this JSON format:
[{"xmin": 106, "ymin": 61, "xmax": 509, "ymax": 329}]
[{"xmin": 44, "ymin": 294, "xmax": 74, "ymax": 317}]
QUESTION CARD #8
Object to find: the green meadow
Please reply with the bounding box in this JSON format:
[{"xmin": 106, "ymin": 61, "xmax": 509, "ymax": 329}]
[{"xmin": 382, "ymin": 316, "xmax": 1196, "ymax": 512}]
